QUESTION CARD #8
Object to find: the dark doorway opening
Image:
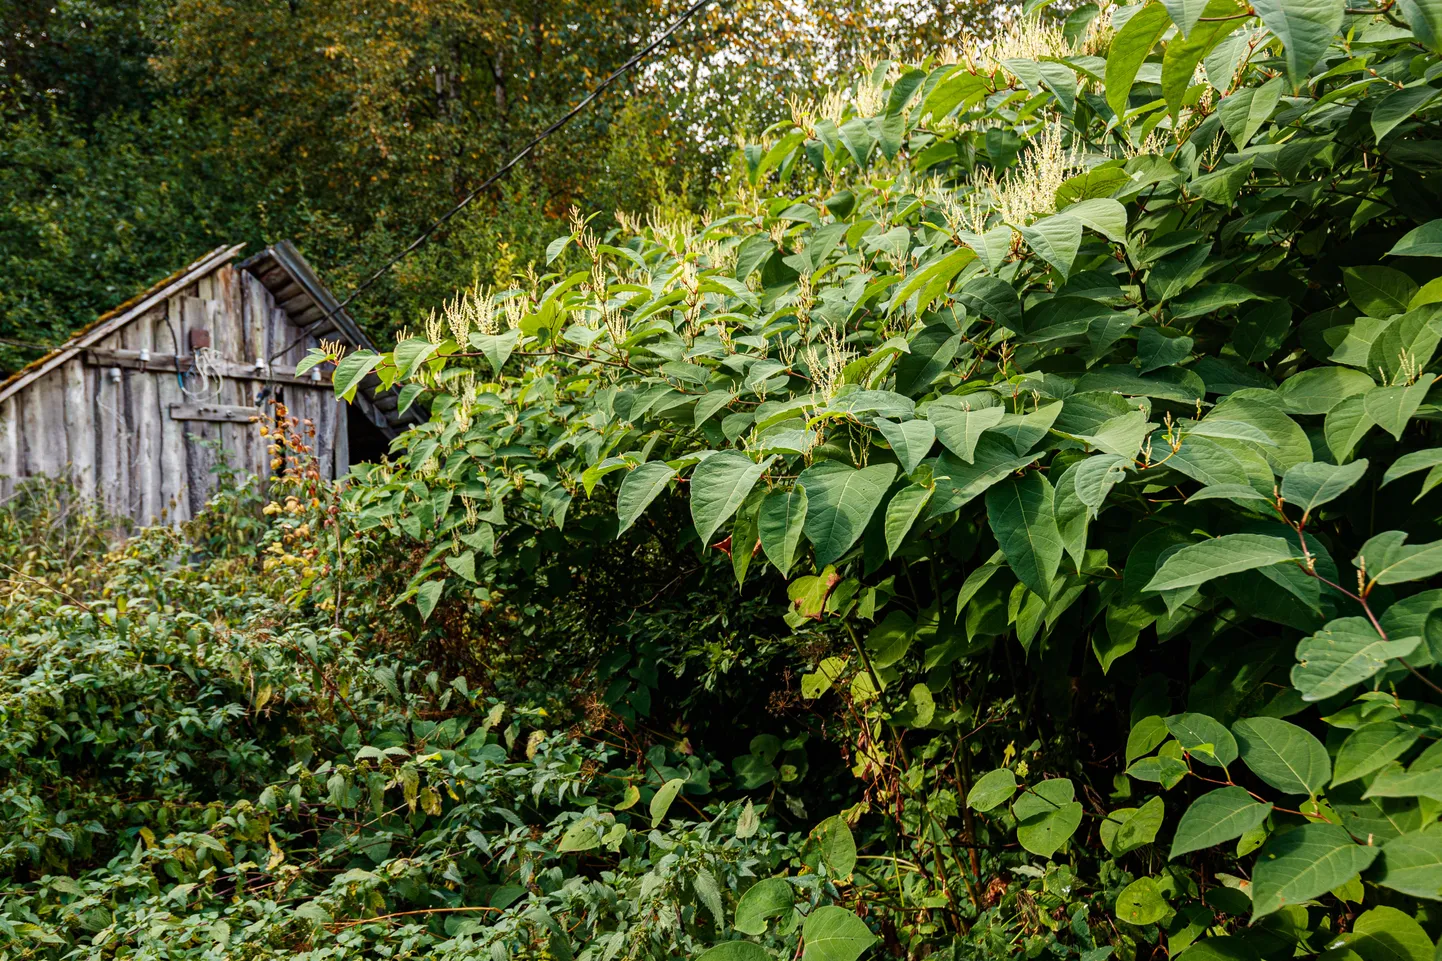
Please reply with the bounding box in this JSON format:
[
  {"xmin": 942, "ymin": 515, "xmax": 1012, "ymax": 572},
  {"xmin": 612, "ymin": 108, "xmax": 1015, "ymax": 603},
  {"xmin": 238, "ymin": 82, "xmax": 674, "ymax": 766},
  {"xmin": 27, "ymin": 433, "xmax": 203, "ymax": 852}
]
[{"xmin": 347, "ymin": 408, "xmax": 390, "ymax": 466}]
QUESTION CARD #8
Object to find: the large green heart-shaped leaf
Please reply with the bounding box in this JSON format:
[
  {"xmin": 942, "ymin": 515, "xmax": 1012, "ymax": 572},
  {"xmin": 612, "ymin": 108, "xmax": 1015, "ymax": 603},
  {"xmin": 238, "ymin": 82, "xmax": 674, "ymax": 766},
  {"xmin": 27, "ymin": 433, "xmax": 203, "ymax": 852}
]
[
  {"xmin": 1144, "ymin": 534, "xmax": 1296, "ymax": 592},
  {"xmin": 926, "ymin": 401, "xmax": 1004, "ymax": 464},
  {"xmin": 1065, "ymin": 198, "xmax": 1129, "ymax": 242},
  {"xmin": 1400, "ymin": 0, "xmax": 1442, "ymax": 51},
  {"xmin": 695, "ymin": 389, "xmax": 738, "ymax": 427},
  {"xmin": 865, "ymin": 610, "xmax": 914, "ymax": 669},
  {"xmin": 649, "ymin": 778, "xmax": 685, "ymax": 827},
  {"xmin": 1325, "ymin": 393, "xmax": 1376, "ymax": 463},
  {"xmin": 392, "ymin": 338, "xmax": 440, "ymax": 378},
  {"xmin": 759, "ymin": 485, "xmax": 808, "ymax": 575},
  {"xmin": 1333, "ymin": 721, "xmax": 1422, "ymax": 786},
  {"xmin": 993, "ymin": 401, "xmax": 1064, "ymax": 456},
  {"xmin": 691, "ymin": 452, "xmax": 774, "ymax": 546},
  {"xmin": 1291, "ymin": 616, "xmax": 1420, "ymax": 701},
  {"xmin": 798, "ymin": 461, "xmax": 897, "ymax": 567},
  {"xmin": 957, "ymin": 275, "xmax": 1024, "ymax": 332},
  {"xmin": 415, "ymin": 579, "xmax": 443, "ymax": 622},
  {"xmin": 1170, "ymin": 787, "xmax": 1273, "ymax": 858},
  {"xmin": 1127, "ymin": 715, "xmax": 1170, "ymax": 764},
  {"xmin": 1072, "ymin": 454, "xmax": 1131, "ymax": 518},
  {"xmin": 1165, "ymin": 712, "xmax": 1238, "ymax": 767},
  {"xmin": 800, "ymin": 657, "xmax": 848, "ymax": 700},
  {"xmin": 444, "ymin": 550, "xmax": 476, "ymax": 583},
  {"xmin": 1161, "ymin": 0, "xmax": 1248, "ymax": 114},
  {"xmin": 1373, "ymin": 83, "xmax": 1442, "ymax": 142},
  {"xmin": 1175, "ymin": 938, "xmax": 1263, "ymax": 961},
  {"xmin": 1369, "ymin": 305, "xmax": 1442, "ymax": 389},
  {"xmin": 1365, "ymin": 760, "xmax": 1442, "ymax": 801},
  {"xmin": 1105, "ymin": 2, "xmax": 1173, "ymax": 117},
  {"xmin": 1116, "ymin": 876, "xmax": 1169, "ymax": 924},
  {"xmin": 469, "ymin": 328, "xmax": 521, "ymax": 375},
  {"xmin": 1167, "ymin": 434, "xmax": 1273, "ymax": 492},
  {"xmin": 1057, "ymin": 165, "xmax": 1131, "ymax": 207},
  {"xmin": 929, "ymin": 438, "xmax": 1046, "ymax": 517},
  {"xmin": 1012, "ymin": 778, "xmax": 1084, "ymax": 856},
  {"xmin": 1377, "ymin": 831, "xmax": 1442, "ymax": 900},
  {"xmin": 810, "ymin": 815, "xmax": 857, "ymax": 878},
  {"xmin": 1019, "ymin": 213, "xmax": 1083, "ymax": 278},
  {"xmin": 884, "ymin": 485, "xmax": 932, "ymax": 558},
  {"xmin": 1345, "ymin": 265, "xmax": 1418, "ymax": 317},
  {"xmin": 616, "ymin": 462, "xmax": 676, "ymax": 535},
  {"xmin": 1388, "ymin": 218, "xmax": 1442, "ymax": 257},
  {"xmin": 919, "ymin": 68, "xmax": 990, "ymax": 122},
  {"xmin": 1345, "ymin": 906, "xmax": 1435, "ymax": 961},
  {"xmin": 558, "ymin": 815, "xmax": 604, "ymax": 852},
  {"xmin": 1365, "ymin": 377, "xmax": 1437, "ymax": 440},
  {"xmin": 1280, "ymin": 459, "xmax": 1368, "ymax": 519},
  {"xmin": 1162, "ymin": 0, "xmax": 1211, "ymax": 37},
  {"xmin": 986, "ymin": 472, "xmax": 1063, "ymax": 600},
  {"xmin": 801, "ymin": 906, "xmax": 876, "ymax": 961},
  {"xmin": 1251, "ymin": 0, "xmax": 1345, "ymax": 91},
  {"xmin": 696, "ymin": 943, "xmax": 772, "ymax": 961},
  {"xmin": 1232, "ymin": 717, "xmax": 1330, "ymax": 795},
  {"xmin": 1101, "ymin": 795, "xmax": 1165, "ymax": 855},
  {"xmin": 1197, "ymin": 397, "xmax": 1312, "ymax": 475},
  {"xmin": 1251, "ymin": 823, "xmax": 1378, "ymax": 918},
  {"xmin": 1218, "ymin": 77, "xmax": 1285, "ymax": 147},
  {"xmin": 734, "ymin": 877, "xmax": 794, "ymax": 936},
  {"xmin": 875, "ymin": 418, "xmax": 935, "ymax": 474},
  {"xmin": 332, "ymin": 349, "xmax": 382, "ymax": 402},
  {"xmin": 1277, "ymin": 366, "xmax": 1376, "ymax": 415},
  {"xmin": 1356, "ymin": 531, "xmax": 1442, "ymax": 585},
  {"xmin": 1080, "ymin": 410, "xmax": 1153, "ymax": 459},
  {"xmin": 967, "ymin": 768, "xmax": 1019, "ymax": 812},
  {"xmin": 1382, "ymin": 448, "xmax": 1442, "ymax": 498}
]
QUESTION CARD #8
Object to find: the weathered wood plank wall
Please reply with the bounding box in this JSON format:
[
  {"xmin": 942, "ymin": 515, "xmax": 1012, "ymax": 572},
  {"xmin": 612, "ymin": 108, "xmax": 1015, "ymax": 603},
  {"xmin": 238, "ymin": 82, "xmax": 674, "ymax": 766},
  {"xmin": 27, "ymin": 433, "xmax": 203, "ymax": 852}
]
[{"xmin": 0, "ymin": 260, "xmax": 349, "ymax": 526}]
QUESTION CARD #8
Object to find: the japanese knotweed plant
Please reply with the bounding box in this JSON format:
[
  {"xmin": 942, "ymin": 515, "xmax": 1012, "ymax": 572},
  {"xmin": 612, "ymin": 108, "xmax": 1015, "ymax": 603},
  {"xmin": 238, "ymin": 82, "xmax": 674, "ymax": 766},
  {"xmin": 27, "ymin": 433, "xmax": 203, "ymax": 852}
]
[{"xmin": 311, "ymin": 0, "xmax": 1442, "ymax": 956}]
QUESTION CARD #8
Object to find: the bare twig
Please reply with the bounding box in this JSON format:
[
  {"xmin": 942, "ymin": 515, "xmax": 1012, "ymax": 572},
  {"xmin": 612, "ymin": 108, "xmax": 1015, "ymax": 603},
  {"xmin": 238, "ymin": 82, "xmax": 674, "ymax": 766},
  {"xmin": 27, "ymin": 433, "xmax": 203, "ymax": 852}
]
[{"xmin": 328, "ymin": 905, "xmax": 500, "ymax": 930}]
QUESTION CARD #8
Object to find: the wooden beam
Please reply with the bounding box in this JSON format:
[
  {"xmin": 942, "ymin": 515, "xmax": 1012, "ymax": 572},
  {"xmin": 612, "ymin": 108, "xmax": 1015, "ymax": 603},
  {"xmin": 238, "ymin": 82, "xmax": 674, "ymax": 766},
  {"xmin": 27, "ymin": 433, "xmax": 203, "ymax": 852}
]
[
  {"xmin": 82, "ymin": 348, "xmax": 331, "ymax": 388},
  {"xmin": 292, "ymin": 304, "xmax": 325, "ymax": 326},
  {"xmin": 84, "ymin": 348, "xmax": 191, "ymax": 373},
  {"xmin": 254, "ymin": 264, "xmax": 289, "ymax": 287},
  {"xmin": 169, "ymin": 403, "xmax": 262, "ymax": 424},
  {"xmin": 279, "ymin": 292, "xmax": 313, "ymax": 314},
  {"xmin": 272, "ymin": 282, "xmax": 304, "ymax": 304}
]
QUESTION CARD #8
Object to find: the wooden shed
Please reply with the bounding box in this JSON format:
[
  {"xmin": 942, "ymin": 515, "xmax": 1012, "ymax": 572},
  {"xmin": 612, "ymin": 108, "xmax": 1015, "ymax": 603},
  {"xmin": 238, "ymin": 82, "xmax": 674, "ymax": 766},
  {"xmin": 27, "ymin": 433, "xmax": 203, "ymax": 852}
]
[{"xmin": 0, "ymin": 241, "xmax": 414, "ymax": 526}]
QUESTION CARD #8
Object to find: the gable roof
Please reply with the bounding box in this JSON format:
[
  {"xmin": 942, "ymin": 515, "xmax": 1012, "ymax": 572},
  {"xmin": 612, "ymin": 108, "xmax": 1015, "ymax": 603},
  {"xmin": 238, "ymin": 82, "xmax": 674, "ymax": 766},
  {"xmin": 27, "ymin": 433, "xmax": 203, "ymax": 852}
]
[
  {"xmin": 0, "ymin": 244, "xmax": 244, "ymax": 404},
  {"xmin": 241, "ymin": 241, "xmax": 372, "ymax": 355},
  {"xmin": 239, "ymin": 241, "xmax": 418, "ymax": 437}
]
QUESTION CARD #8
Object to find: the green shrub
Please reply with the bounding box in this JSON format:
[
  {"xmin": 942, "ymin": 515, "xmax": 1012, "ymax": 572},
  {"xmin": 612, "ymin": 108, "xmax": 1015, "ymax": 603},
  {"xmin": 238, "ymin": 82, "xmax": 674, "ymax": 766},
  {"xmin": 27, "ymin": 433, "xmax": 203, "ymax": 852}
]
[
  {"xmin": 315, "ymin": 2, "xmax": 1442, "ymax": 957},
  {"xmin": 0, "ymin": 477, "xmax": 806, "ymax": 958},
  {"xmin": 0, "ymin": 477, "xmax": 130, "ymax": 603}
]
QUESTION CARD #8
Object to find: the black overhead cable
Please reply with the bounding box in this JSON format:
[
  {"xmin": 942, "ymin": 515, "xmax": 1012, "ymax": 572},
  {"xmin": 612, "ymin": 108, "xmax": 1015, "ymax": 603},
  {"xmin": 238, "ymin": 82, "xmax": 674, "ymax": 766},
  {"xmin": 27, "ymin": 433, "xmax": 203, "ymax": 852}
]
[
  {"xmin": 268, "ymin": 0, "xmax": 716, "ymax": 365},
  {"xmin": 0, "ymin": 336, "xmax": 57, "ymax": 352}
]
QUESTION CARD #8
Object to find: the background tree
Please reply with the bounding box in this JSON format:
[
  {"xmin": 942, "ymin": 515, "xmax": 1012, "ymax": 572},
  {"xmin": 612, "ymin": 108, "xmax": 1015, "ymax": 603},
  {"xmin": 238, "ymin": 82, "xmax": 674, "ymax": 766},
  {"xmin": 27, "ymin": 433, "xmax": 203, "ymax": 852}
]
[{"xmin": 0, "ymin": 0, "xmax": 999, "ymax": 374}]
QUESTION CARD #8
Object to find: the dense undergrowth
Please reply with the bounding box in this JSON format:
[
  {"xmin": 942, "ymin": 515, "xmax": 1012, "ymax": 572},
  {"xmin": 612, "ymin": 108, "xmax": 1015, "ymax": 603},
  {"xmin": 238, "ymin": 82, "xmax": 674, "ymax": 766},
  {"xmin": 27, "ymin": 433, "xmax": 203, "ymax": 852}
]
[
  {"xmin": 10, "ymin": 0, "xmax": 1442, "ymax": 958},
  {"xmin": 0, "ymin": 456, "xmax": 807, "ymax": 960}
]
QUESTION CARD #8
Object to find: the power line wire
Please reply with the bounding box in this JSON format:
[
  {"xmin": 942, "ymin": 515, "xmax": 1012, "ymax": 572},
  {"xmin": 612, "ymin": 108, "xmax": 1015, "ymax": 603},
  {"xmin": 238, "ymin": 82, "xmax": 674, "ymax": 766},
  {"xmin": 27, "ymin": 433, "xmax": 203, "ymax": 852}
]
[
  {"xmin": 0, "ymin": 336, "xmax": 57, "ymax": 352},
  {"xmin": 270, "ymin": 0, "xmax": 715, "ymax": 364}
]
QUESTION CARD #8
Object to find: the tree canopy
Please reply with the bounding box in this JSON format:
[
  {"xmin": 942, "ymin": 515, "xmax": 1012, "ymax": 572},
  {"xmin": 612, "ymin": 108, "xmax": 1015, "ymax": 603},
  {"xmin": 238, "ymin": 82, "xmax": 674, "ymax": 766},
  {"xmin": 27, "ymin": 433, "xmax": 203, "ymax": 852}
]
[{"xmin": 0, "ymin": 0, "xmax": 986, "ymax": 373}]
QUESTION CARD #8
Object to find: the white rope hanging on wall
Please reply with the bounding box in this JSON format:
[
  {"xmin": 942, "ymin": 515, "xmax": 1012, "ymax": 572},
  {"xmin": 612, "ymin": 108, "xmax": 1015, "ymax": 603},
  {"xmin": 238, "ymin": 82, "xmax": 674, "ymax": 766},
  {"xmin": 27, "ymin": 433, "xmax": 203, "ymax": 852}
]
[{"xmin": 179, "ymin": 346, "xmax": 223, "ymax": 401}]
